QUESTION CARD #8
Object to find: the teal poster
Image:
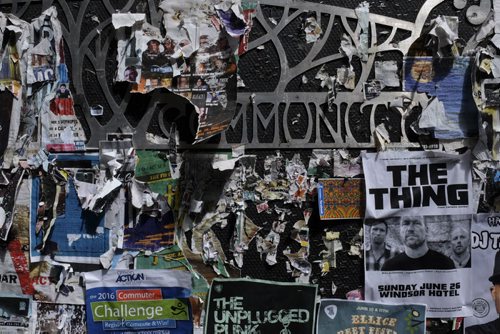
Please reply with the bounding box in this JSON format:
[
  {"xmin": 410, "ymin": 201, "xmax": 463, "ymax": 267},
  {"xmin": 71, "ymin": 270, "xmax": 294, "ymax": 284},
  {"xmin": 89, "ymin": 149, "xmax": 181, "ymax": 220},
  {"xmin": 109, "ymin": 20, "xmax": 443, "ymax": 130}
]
[{"xmin": 317, "ymin": 299, "xmax": 426, "ymax": 334}]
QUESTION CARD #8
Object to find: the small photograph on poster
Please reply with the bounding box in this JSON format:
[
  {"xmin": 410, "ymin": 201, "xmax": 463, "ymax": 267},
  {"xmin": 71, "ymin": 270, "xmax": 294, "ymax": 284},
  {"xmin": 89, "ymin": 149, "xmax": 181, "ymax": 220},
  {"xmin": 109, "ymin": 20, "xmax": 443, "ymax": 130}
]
[
  {"xmin": 173, "ymin": 75, "xmax": 191, "ymax": 91},
  {"xmin": 50, "ymin": 84, "xmax": 75, "ymax": 116},
  {"xmin": 192, "ymin": 76, "xmax": 208, "ymax": 91},
  {"xmin": 364, "ymin": 215, "xmax": 471, "ymax": 271},
  {"xmin": 123, "ymin": 65, "xmax": 139, "ymax": 83},
  {"xmin": 0, "ymin": 294, "xmax": 31, "ymax": 332},
  {"xmin": 33, "ymin": 302, "xmax": 86, "ymax": 334},
  {"xmin": 318, "ymin": 178, "xmax": 365, "ymax": 220}
]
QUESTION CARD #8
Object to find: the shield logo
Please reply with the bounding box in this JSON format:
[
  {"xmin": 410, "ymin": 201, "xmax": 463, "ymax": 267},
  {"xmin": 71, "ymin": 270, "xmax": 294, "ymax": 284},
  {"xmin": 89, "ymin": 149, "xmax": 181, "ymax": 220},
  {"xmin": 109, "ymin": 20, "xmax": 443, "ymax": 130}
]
[{"xmin": 324, "ymin": 304, "xmax": 337, "ymax": 320}]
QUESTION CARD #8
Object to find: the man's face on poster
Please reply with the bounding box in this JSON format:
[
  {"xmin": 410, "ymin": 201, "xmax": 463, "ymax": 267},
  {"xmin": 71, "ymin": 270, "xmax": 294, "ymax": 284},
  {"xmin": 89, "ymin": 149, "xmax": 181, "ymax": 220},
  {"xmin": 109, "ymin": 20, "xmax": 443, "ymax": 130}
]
[
  {"xmin": 199, "ymin": 35, "xmax": 209, "ymax": 48},
  {"xmin": 148, "ymin": 40, "xmax": 160, "ymax": 54},
  {"xmin": 163, "ymin": 38, "xmax": 175, "ymax": 53},
  {"xmin": 370, "ymin": 222, "xmax": 387, "ymax": 246},
  {"xmin": 451, "ymin": 228, "xmax": 469, "ymax": 256},
  {"xmin": 124, "ymin": 67, "xmax": 137, "ymax": 81},
  {"xmin": 400, "ymin": 217, "xmax": 426, "ymax": 249}
]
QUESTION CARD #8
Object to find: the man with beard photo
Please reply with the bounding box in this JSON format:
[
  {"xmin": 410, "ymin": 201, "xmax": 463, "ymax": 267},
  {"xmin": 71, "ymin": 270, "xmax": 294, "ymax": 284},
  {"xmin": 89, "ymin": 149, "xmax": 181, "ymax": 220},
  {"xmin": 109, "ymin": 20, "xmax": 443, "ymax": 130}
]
[
  {"xmin": 365, "ymin": 220, "xmax": 399, "ymax": 271},
  {"xmin": 381, "ymin": 216, "xmax": 455, "ymax": 271}
]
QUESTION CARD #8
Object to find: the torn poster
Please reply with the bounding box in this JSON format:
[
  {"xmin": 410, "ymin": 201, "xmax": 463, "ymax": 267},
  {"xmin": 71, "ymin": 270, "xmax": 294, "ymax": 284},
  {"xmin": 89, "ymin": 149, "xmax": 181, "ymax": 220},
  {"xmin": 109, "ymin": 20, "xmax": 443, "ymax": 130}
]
[
  {"xmin": 112, "ymin": 13, "xmax": 146, "ymax": 84},
  {"xmin": 135, "ymin": 150, "xmax": 178, "ymax": 209},
  {"xmin": 362, "ymin": 151, "xmax": 473, "ymax": 219},
  {"xmin": 364, "ymin": 215, "xmax": 472, "ymax": 317},
  {"xmin": 134, "ymin": 245, "xmax": 209, "ymax": 302},
  {"xmin": 333, "ymin": 149, "xmax": 362, "ymax": 177},
  {"xmin": 99, "ymin": 139, "xmax": 135, "ymax": 180},
  {"xmin": 33, "ymin": 302, "xmax": 86, "ymax": 334},
  {"xmin": 0, "ymin": 168, "xmax": 26, "ymax": 241},
  {"xmin": 317, "ymin": 299, "xmax": 426, "ymax": 333},
  {"xmin": 84, "ymin": 269, "xmax": 193, "ymax": 334},
  {"xmin": 0, "ymin": 13, "xmax": 27, "ymax": 96},
  {"xmin": 0, "ymin": 11, "xmax": 30, "ymax": 168},
  {"xmin": 114, "ymin": 0, "xmax": 252, "ymax": 143},
  {"xmin": 230, "ymin": 213, "xmax": 261, "ymax": 268},
  {"xmin": 123, "ymin": 202, "xmax": 175, "ymax": 252},
  {"xmin": 355, "ymin": 1, "xmax": 370, "ymax": 62},
  {"xmin": 403, "ymin": 57, "xmax": 478, "ymax": 139},
  {"xmin": 204, "ymin": 278, "xmax": 317, "ymax": 334},
  {"xmin": 27, "ymin": 6, "xmax": 63, "ymax": 84},
  {"xmin": 307, "ymin": 149, "xmax": 333, "ymax": 177},
  {"xmin": 375, "ymin": 61, "xmax": 400, "ymax": 88},
  {"xmin": 0, "ymin": 293, "xmax": 32, "ymax": 333},
  {"xmin": 303, "ymin": 12, "xmax": 322, "ymax": 43},
  {"xmin": 256, "ymin": 221, "xmax": 286, "ymax": 266},
  {"xmin": 318, "ymin": 178, "xmax": 365, "ymax": 220},
  {"xmin": 30, "ymin": 259, "xmax": 85, "ymax": 305},
  {"xmin": 0, "ymin": 175, "xmax": 33, "ymax": 296},
  {"xmin": 40, "ymin": 81, "xmax": 86, "ymax": 151},
  {"xmin": 465, "ymin": 214, "xmax": 500, "ymax": 329},
  {"xmin": 30, "ymin": 154, "xmax": 111, "ymax": 264},
  {"xmin": 428, "ymin": 16, "xmax": 459, "ymax": 57}
]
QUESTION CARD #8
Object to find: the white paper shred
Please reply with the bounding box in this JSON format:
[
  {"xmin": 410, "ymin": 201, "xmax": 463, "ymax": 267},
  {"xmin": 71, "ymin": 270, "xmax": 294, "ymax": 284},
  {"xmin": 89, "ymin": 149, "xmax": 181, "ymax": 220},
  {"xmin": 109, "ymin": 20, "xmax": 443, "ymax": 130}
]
[
  {"xmin": 375, "ymin": 61, "xmax": 400, "ymax": 88},
  {"xmin": 355, "ymin": 2, "xmax": 370, "ymax": 62}
]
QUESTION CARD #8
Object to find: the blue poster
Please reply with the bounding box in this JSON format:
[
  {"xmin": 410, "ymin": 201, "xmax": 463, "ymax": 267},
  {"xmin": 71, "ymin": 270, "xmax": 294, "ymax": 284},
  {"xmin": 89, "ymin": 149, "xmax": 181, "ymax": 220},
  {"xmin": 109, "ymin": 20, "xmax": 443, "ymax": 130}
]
[
  {"xmin": 30, "ymin": 154, "xmax": 110, "ymax": 264},
  {"xmin": 317, "ymin": 299, "xmax": 426, "ymax": 334},
  {"xmin": 403, "ymin": 56, "xmax": 478, "ymax": 139}
]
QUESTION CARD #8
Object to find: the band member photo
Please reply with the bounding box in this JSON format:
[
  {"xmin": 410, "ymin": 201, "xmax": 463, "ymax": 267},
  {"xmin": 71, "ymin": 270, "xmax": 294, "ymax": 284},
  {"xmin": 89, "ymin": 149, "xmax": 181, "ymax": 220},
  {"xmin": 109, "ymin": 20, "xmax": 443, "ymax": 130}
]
[
  {"xmin": 381, "ymin": 216, "xmax": 456, "ymax": 271},
  {"xmin": 365, "ymin": 220, "xmax": 399, "ymax": 271}
]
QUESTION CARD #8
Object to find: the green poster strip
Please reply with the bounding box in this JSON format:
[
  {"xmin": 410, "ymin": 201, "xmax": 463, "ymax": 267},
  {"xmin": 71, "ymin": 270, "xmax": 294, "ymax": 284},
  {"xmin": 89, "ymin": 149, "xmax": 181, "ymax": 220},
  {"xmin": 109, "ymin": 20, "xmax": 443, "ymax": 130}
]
[{"xmin": 91, "ymin": 299, "xmax": 189, "ymax": 321}]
